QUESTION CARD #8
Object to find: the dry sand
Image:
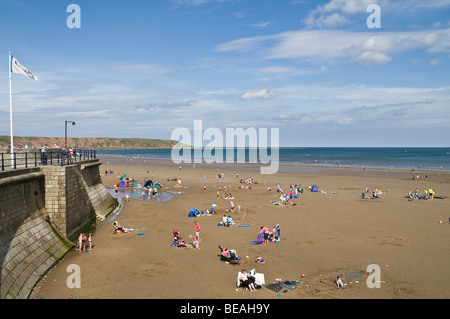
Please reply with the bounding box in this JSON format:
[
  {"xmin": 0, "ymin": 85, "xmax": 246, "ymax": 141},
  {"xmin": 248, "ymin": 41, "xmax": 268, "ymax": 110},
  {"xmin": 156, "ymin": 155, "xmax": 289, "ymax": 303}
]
[{"xmin": 30, "ymin": 158, "xmax": 450, "ymax": 300}]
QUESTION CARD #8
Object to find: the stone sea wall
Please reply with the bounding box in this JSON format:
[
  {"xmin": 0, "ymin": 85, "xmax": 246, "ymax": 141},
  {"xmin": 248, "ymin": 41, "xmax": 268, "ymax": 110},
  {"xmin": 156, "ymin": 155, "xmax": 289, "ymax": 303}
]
[{"xmin": 0, "ymin": 159, "xmax": 118, "ymax": 299}]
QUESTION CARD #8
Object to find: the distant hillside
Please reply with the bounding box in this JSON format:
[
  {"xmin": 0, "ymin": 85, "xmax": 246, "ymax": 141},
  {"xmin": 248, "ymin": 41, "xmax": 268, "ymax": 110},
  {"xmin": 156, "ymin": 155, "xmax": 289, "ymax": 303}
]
[{"xmin": 0, "ymin": 136, "xmax": 179, "ymax": 150}]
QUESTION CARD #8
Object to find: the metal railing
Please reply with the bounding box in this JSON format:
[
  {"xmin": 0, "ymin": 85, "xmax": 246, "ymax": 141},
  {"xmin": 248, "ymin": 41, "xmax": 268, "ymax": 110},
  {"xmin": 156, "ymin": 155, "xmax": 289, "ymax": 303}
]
[{"xmin": 1, "ymin": 149, "xmax": 97, "ymax": 171}]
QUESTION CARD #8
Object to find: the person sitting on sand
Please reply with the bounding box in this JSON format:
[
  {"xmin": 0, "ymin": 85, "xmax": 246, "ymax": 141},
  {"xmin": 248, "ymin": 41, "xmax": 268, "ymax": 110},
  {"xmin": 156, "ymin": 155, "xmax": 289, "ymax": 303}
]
[
  {"xmin": 113, "ymin": 221, "xmax": 131, "ymax": 234},
  {"xmin": 219, "ymin": 245, "xmax": 228, "ymax": 257},
  {"xmin": 219, "ymin": 245, "xmax": 239, "ymax": 260},
  {"xmin": 173, "ymin": 230, "xmax": 181, "ymax": 243},
  {"xmin": 255, "ymin": 256, "xmax": 265, "ymax": 264},
  {"xmin": 239, "ymin": 269, "xmax": 257, "ymax": 292},
  {"xmin": 113, "ymin": 221, "xmax": 124, "ymax": 233},
  {"xmin": 176, "ymin": 238, "xmax": 187, "ymax": 247},
  {"xmin": 336, "ymin": 276, "xmax": 347, "ymax": 289},
  {"xmin": 227, "ymin": 215, "xmax": 233, "ymax": 226},
  {"xmin": 192, "ymin": 236, "xmax": 199, "ymax": 249}
]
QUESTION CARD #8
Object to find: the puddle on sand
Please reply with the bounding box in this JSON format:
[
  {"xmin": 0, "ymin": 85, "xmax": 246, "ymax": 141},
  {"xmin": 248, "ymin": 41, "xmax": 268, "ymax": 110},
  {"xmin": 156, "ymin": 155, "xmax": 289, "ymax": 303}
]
[{"xmin": 105, "ymin": 188, "xmax": 183, "ymax": 223}]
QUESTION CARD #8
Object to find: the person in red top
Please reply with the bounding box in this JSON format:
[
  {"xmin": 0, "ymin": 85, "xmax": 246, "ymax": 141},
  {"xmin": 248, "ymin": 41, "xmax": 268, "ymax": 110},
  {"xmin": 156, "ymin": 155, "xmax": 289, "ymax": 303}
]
[{"xmin": 194, "ymin": 221, "xmax": 200, "ymax": 242}]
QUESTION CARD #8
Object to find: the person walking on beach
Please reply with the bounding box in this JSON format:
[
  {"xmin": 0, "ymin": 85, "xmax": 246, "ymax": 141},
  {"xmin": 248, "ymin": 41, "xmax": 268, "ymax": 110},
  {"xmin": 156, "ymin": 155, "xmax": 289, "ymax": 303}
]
[{"xmin": 194, "ymin": 221, "xmax": 200, "ymax": 242}]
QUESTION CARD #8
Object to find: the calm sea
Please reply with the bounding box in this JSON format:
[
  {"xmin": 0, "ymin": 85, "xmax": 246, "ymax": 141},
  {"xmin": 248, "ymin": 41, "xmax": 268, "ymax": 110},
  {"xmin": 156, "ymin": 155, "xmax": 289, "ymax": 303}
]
[{"xmin": 96, "ymin": 147, "xmax": 450, "ymax": 172}]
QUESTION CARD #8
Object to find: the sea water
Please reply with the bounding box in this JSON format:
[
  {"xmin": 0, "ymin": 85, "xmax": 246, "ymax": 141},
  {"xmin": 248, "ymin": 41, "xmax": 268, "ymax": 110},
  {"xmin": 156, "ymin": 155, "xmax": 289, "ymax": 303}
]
[{"xmin": 97, "ymin": 147, "xmax": 450, "ymax": 172}]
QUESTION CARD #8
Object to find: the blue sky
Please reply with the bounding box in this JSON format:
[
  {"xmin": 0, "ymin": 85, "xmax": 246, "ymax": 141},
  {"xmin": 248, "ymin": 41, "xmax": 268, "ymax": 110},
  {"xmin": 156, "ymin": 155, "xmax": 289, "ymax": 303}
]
[{"xmin": 0, "ymin": 0, "xmax": 449, "ymax": 147}]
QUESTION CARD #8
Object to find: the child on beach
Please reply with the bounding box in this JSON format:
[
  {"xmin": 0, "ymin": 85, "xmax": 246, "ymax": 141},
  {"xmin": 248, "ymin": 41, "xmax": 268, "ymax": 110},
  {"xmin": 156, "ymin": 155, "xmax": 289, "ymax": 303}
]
[
  {"xmin": 227, "ymin": 215, "xmax": 233, "ymax": 226},
  {"xmin": 88, "ymin": 233, "xmax": 93, "ymax": 250},
  {"xmin": 273, "ymin": 224, "xmax": 280, "ymax": 241},
  {"xmin": 194, "ymin": 221, "xmax": 200, "ymax": 241},
  {"xmin": 336, "ymin": 276, "xmax": 346, "ymax": 289},
  {"xmin": 192, "ymin": 236, "xmax": 200, "ymax": 249}
]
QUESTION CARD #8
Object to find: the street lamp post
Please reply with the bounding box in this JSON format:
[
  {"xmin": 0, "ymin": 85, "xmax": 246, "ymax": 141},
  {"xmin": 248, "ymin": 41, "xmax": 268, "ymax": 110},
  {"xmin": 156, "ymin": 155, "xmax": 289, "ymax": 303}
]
[{"xmin": 65, "ymin": 121, "xmax": 76, "ymax": 149}]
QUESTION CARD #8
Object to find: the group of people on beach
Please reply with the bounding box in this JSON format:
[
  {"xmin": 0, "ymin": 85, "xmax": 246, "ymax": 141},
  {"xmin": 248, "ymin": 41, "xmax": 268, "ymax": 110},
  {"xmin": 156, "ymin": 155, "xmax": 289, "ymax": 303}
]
[
  {"xmin": 258, "ymin": 225, "xmax": 280, "ymax": 244},
  {"xmin": 221, "ymin": 214, "xmax": 234, "ymax": 227},
  {"xmin": 407, "ymin": 188, "xmax": 436, "ymax": 200},
  {"xmin": 76, "ymin": 233, "xmax": 92, "ymax": 252},
  {"xmin": 172, "ymin": 221, "xmax": 201, "ymax": 249}
]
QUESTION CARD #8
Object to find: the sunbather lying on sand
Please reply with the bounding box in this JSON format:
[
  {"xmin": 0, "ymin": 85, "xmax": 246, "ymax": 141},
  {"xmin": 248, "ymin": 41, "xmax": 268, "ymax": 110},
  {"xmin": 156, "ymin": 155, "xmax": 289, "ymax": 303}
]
[{"xmin": 112, "ymin": 221, "xmax": 132, "ymax": 233}]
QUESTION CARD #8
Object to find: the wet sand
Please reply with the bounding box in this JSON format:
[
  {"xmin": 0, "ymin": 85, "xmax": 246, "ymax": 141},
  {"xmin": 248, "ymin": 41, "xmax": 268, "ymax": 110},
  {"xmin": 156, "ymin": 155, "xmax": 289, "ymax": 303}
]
[{"xmin": 30, "ymin": 158, "xmax": 450, "ymax": 299}]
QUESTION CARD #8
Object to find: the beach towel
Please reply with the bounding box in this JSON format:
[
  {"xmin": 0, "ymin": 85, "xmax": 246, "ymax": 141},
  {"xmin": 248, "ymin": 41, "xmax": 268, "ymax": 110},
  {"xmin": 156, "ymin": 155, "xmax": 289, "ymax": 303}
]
[
  {"xmin": 254, "ymin": 273, "xmax": 265, "ymax": 285},
  {"xmin": 280, "ymin": 281, "xmax": 297, "ymax": 290},
  {"xmin": 251, "ymin": 233, "xmax": 264, "ymax": 245},
  {"xmin": 264, "ymin": 283, "xmax": 283, "ymax": 292},
  {"xmin": 238, "ymin": 223, "xmax": 251, "ymax": 228}
]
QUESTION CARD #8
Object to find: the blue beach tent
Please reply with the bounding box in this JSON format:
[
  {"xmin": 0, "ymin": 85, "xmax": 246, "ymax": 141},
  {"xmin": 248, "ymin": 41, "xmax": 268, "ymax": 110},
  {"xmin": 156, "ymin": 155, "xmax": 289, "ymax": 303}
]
[
  {"xmin": 188, "ymin": 208, "xmax": 200, "ymax": 217},
  {"xmin": 311, "ymin": 185, "xmax": 319, "ymax": 192}
]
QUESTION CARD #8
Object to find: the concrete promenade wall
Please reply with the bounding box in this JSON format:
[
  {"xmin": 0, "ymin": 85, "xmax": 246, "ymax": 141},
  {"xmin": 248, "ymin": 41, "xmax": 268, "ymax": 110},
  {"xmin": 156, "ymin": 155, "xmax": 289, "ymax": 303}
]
[{"xmin": 0, "ymin": 159, "xmax": 118, "ymax": 299}]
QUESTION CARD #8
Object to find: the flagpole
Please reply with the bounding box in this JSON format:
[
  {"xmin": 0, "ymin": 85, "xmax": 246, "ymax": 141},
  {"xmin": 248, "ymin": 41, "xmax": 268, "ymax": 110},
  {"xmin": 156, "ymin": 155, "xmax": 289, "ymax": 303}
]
[{"xmin": 9, "ymin": 51, "xmax": 14, "ymax": 167}]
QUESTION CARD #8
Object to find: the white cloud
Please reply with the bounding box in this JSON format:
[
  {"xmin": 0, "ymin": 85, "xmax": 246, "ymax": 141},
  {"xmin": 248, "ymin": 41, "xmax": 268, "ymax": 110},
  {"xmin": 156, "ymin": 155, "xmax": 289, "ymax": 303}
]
[
  {"xmin": 215, "ymin": 35, "xmax": 274, "ymax": 53},
  {"xmin": 355, "ymin": 51, "xmax": 392, "ymax": 64},
  {"xmin": 250, "ymin": 22, "xmax": 272, "ymax": 28},
  {"xmin": 217, "ymin": 28, "xmax": 450, "ymax": 65},
  {"xmin": 302, "ymin": 0, "xmax": 450, "ymax": 30},
  {"xmin": 258, "ymin": 66, "xmax": 297, "ymax": 74},
  {"xmin": 109, "ymin": 63, "xmax": 179, "ymax": 77},
  {"xmin": 241, "ymin": 88, "xmax": 275, "ymax": 100},
  {"xmin": 303, "ymin": 0, "xmax": 379, "ymax": 28},
  {"xmin": 429, "ymin": 58, "xmax": 440, "ymax": 65},
  {"xmin": 321, "ymin": 0, "xmax": 375, "ymax": 14},
  {"xmin": 338, "ymin": 117, "xmax": 355, "ymax": 125},
  {"xmin": 303, "ymin": 12, "xmax": 350, "ymax": 29}
]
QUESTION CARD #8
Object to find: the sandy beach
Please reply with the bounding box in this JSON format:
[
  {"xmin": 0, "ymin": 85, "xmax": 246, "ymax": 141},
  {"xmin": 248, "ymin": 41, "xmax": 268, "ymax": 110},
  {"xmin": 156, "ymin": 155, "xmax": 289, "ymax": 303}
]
[{"xmin": 30, "ymin": 158, "xmax": 450, "ymax": 300}]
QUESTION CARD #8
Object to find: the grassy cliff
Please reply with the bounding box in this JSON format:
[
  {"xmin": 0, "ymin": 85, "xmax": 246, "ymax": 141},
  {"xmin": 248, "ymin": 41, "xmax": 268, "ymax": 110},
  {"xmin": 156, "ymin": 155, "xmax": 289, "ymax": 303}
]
[{"xmin": 0, "ymin": 136, "xmax": 178, "ymax": 150}]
